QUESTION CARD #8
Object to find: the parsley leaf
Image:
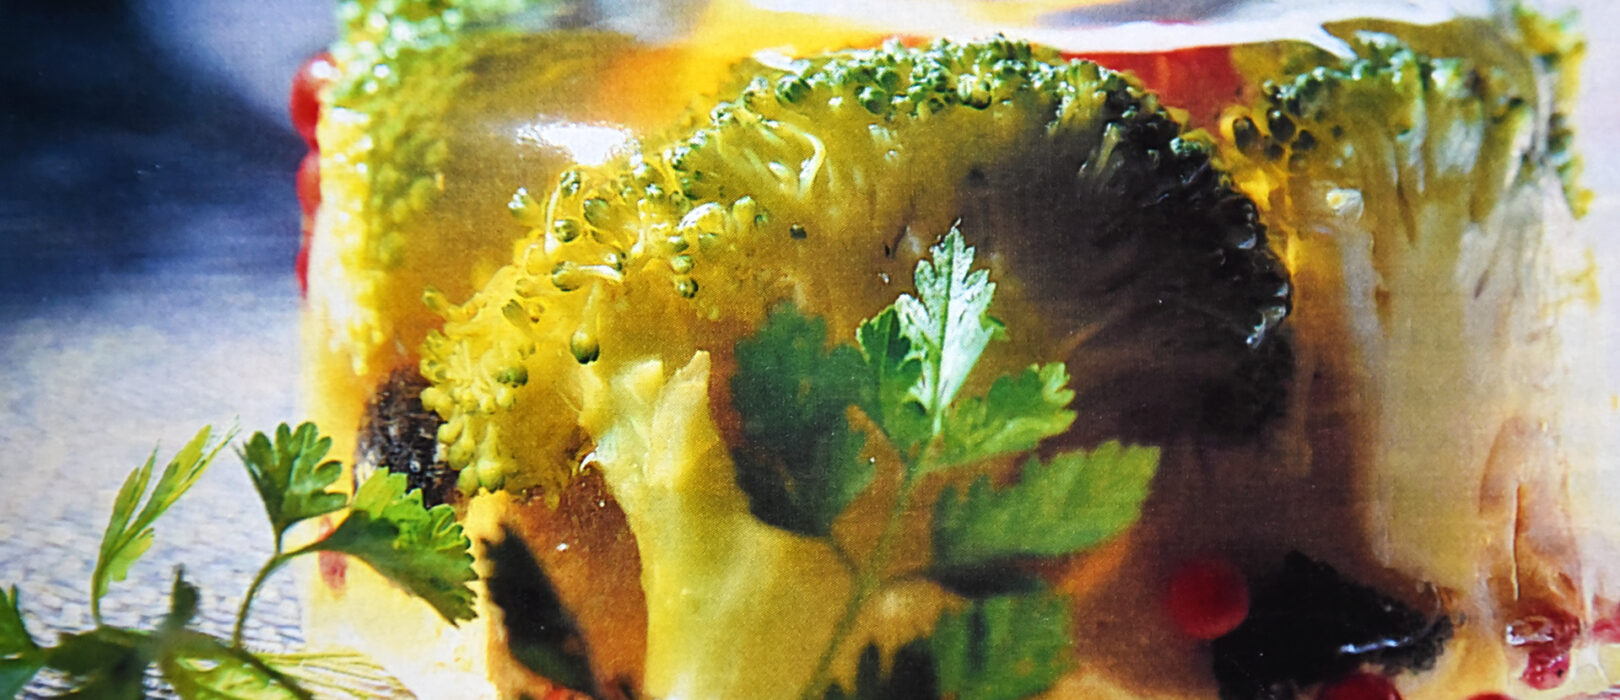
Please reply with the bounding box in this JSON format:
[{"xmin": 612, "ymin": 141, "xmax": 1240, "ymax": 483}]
[
  {"xmin": 730, "ymin": 226, "xmax": 1150, "ymax": 700},
  {"xmin": 730, "ymin": 305, "xmax": 873, "ymax": 537},
  {"xmin": 855, "ymin": 307, "xmax": 930, "ymax": 456},
  {"xmin": 46, "ymin": 627, "xmax": 149, "ymax": 700},
  {"xmin": 823, "ymin": 593, "xmax": 1072, "ymax": 700},
  {"xmin": 162, "ymin": 569, "xmax": 200, "ymax": 633},
  {"xmin": 0, "ymin": 586, "xmax": 42, "ymax": 698},
  {"xmin": 894, "ymin": 226, "xmax": 999, "ymax": 431},
  {"xmin": 157, "ymin": 569, "xmax": 319, "ymax": 699},
  {"xmin": 11, "ymin": 421, "xmax": 466, "ymax": 699},
  {"xmin": 931, "ymin": 593, "xmax": 1073, "ymax": 700},
  {"xmin": 822, "ymin": 642, "xmax": 936, "ymax": 700},
  {"xmin": 256, "ymin": 650, "xmax": 412, "ymax": 699},
  {"xmin": 938, "ymin": 363, "xmax": 1076, "ymax": 468},
  {"xmin": 239, "ymin": 423, "xmax": 347, "ymax": 542},
  {"xmin": 932, "ymin": 441, "xmax": 1158, "ymax": 587},
  {"xmin": 92, "ymin": 426, "xmax": 234, "ymax": 622},
  {"xmin": 308, "ymin": 471, "xmax": 479, "ymax": 623},
  {"xmin": 159, "ymin": 631, "xmax": 311, "ymax": 700}
]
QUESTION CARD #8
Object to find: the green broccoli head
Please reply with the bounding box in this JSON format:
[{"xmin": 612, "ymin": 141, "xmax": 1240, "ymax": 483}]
[
  {"xmin": 422, "ymin": 37, "xmax": 1293, "ymax": 495},
  {"xmin": 675, "ymin": 38, "xmax": 1295, "ymax": 442}
]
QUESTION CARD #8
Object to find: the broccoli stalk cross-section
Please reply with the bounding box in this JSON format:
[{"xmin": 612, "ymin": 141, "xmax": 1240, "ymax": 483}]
[{"xmin": 1214, "ymin": 12, "xmax": 1596, "ymax": 691}]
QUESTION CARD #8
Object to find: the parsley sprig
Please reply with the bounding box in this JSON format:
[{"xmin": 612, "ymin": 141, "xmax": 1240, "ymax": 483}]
[
  {"xmin": 1, "ymin": 422, "xmax": 477, "ymax": 698},
  {"xmin": 729, "ymin": 227, "xmax": 1161, "ymax": 700}
]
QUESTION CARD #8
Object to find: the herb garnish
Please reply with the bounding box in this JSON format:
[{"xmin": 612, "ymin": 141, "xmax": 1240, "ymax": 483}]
[
  {"xmin": 1, "ymin": 422, "xmax": 477, "ymax": 698},
  {"xmin": 729, "ymin": 227, "xmax": 1162, "ymax": 700}
]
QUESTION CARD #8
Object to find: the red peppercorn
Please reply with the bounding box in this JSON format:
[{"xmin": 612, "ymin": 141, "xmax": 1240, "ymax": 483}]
[{"xmin": 1164, "ymin": 556, "xmax": 1249, "ymax": 640}]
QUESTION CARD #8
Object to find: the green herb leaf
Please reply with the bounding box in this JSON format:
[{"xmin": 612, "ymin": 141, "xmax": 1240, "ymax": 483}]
[
  {"xmin": 824, "ymin": 594, "xmax": 1073, "ymax": 700},
  {"xmin": 0, "ymin": 586, "xmax": 43, "ymax": 698},
  {"xmin": 93, "ymin": 426, "xmax": 234, "ymax": 621},
  {"xmin": 730, "ymin": 305, "xmax": 873, "ymax": 537},
  {"xmin": 939, "ymin": 363, "xmax": 1076, "ymax": 469},
  {"xmin": 308, "ymin": 471, "xmax": 478, "ymax": 623},
  {"xmin": 239, "ymin": 423, "xmax": 347, "ymax": 541},
  {"xmin": 822, "ymin": 642, "xmax": 937, "ymax": 700},
  {"xmin": 256, "ymin": 649, "xmax": 413, "ymax": 699},
  {"xmin": 158, "ymin": 631, "xmax": 312, "ymax": 700},
  {"xmin": 931, "ymin": 593, "xmax": 1073, "ymax": 700},
  {"xmin": 932, "ymin": 441, "xmax": 1158, "ymax": 587},
  {"xmin": 855, "ymin": 307, "xmax": 930, "ymax": 456},
  {"xmin": 46, "ymin": 627, "xmax": 149, "ymax": 700},
  {"xmin": 894, "ymin": 226, "xmax": 999, "ymax": 431},
  {"xmin": 163, "ymin": 568, "xmax": 200, "ymax": 633}
]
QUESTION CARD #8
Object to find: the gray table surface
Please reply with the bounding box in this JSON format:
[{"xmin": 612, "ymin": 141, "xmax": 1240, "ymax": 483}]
[{"xmin": 2, "ymin": 4, "xmax": 318, "ymax": 694}]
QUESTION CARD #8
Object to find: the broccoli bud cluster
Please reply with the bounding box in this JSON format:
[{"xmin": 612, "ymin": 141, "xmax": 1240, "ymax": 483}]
[{"xmin": 420, "ymin": 37, "xmax": 1294, "ymax": 494}]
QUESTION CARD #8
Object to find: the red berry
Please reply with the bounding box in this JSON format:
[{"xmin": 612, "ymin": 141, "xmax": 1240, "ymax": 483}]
[
  {"xmin": 1507, "ymin": 604, "xmax": 1579, "ymax": 690},
  {"xmin": 1315, "ymin": 672, "xmax": 1401, "ymax": 700},
  {"xmin": 289, "ymin": 51, "xmax": 336, "ymax": 148},
  {"xmin": 1164, "ymin": 556, "xmax": 1249, "ymax": 640},
  {"xmin": 1465, "ymin": 694, "xmax": 1515, "ymax": 700},
  {"xmin": 296, "ymin": 151, "xmax": 321, "ymax": 216}
]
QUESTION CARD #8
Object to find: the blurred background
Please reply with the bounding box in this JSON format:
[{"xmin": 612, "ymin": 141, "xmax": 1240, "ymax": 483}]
[
  {"xmin": 1, "ymin": 0, "xmax": 326, "ymax": 297},
  {"xmin": 0, "ymin": 0, "xmax": 1615, "ymax": 696}
]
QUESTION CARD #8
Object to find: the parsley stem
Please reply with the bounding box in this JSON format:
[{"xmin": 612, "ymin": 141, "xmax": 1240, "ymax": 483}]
[
  {"xmin": 232, "ymin": 551, "xmax": 293, "ymax": 649},
  {"xmin": 801, "ymin": 470, "xmax": 921, "ymax": 700},
  {"xmin": 217, "ymin": 637, "xmax": 317, "ymax": 700}
]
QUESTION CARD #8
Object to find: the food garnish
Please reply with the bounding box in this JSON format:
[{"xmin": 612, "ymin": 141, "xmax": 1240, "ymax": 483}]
[
  {"xmin": 733, "ymin": 228, "xmax": 1160, "ymax": 699},
  {"xmin": 1, "ymin": 423, "xmax": 477, "ymax": 698}
]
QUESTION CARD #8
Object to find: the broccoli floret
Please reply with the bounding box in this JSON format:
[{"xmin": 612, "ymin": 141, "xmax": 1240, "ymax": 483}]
[
  {"xmin": 1213, "ymin": 11, "xmax": 1593, "ymax": 666},
  {"xmin": 334, "ymin": 0, "xmax": 550, "ymax": 54},
  {"xmin": 418, "ymin": 36, "xmax": 1290, "ymax": 700},
  {"xmin": 671, "ymin": 39, "xmax": 1293, "ymax": 442},
  {"xmin": 309, "ymin": 24, "xmax": 635, "ymax": 381},
  {"xmin": 422, "ymin": 38, "xmax": 1292, "ymax": 495}
]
